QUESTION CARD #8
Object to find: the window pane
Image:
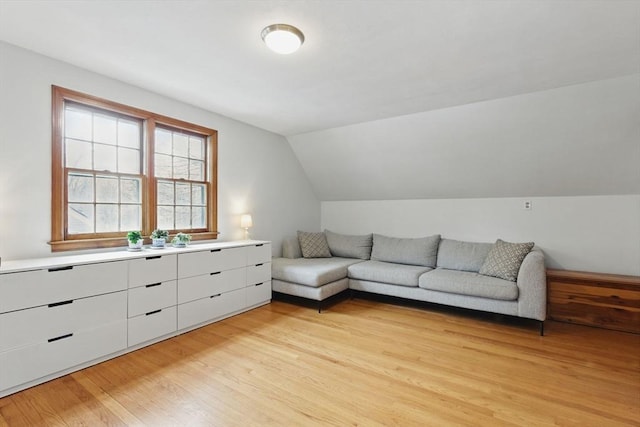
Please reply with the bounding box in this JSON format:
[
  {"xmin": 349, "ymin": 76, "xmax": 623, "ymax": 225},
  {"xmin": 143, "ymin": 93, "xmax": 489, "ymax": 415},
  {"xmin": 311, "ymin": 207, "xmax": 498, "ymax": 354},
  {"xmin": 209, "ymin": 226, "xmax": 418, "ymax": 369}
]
[
  {"xmin": 173, "ymin": 156, "xmax": 188, "ymax": 179},
  {"xmin": 65, "ymin": 138, "xmax": 92, "ymax": 170},
  {"xmin": 192, "ymin": 184, "xmax": 206, "ymax": 206},
  {"xmin": 189, "ymin": 160, "xmax": 204, "ymax": 181},
  {"xmin": 96, "ymin": 204, "xmax": 118, "ymax": 232},
  {"xmin": 157, "ymin": 181, "xmax": 174, "ymax": 205},
  {"xmin": 118, "ymin": 147, "xmax": 140, "ymax": 174},
  {"xmin": 68, "ymin": 203, "xmax": 94, "ymax": 234},
  {"xmin": 118, "ymin": 118, "xmax": 140, "ymax": 148},
  {"xmin": 192, "ymin": 207, "xmax": 206, "ymax": 229},
  {"xmin": 155, "ymin": 154, "xmax": 172, "ymax": 178},
  {"xmin": 175, "ymin": 206, "xmax": 191, "ymax": 229},
  {"xmin": 68, "ymin": 174, "xmax": 94, "ymax": 203},
  {"xmin": 120, "ymin": 177, "xmax": 141, "ymax": 203},
  {"xmin": 173, "ymin": 134, "xmax": 189, "ymax": 157},
  {"xmin": 94, "ymin": 144, "xmax": 117, "ymax": 172},
  {"xmin": 96, "ymin": 176, "xmax": 118, "ymax": 203},
  {"xmin": 189, "ymin": 136, "xmax": 204, "ymax": 160},
  {"xmin": 93, "ymin": 114, "xmax": 117, "ymax": 145},
  {"xmin": 155, "ymin": 129, "xmax": 172, "ymax": 154},
  {"xmin": 120, "ymin": 205, "xmax": 141, "ymax": 231},
  {"xmin": 175, "ymin": 183, "xmax": 190, "ymax": 205},
  {"xmin": 157, "ymin": 206, "xmax": 174, "ymax": 229},
  {"xmin": 65, "ymin": 108, "xmax": 92, "ymax": 141}
]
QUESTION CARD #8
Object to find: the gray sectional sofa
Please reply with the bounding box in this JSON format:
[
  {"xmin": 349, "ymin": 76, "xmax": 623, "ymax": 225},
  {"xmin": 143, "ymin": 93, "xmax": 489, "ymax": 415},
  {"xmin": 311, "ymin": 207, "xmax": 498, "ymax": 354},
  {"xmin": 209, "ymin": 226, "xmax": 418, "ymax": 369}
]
[{"xmin": 271, "ymin": 231, "xmax": 547, "ymax": 334}]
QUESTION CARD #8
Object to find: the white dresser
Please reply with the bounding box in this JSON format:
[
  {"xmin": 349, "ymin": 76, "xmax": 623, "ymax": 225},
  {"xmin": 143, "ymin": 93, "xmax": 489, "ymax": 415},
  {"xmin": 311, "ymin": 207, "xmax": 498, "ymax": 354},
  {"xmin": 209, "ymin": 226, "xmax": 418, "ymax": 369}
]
[{"xmin": 0, "ymin": 240, "xmax": 271, "ymax": 397}]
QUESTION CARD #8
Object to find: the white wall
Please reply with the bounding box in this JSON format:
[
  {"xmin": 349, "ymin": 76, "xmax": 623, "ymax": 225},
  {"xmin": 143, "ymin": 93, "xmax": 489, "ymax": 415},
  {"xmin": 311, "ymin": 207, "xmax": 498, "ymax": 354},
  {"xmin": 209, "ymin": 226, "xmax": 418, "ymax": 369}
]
[
  {"xmin": 322, "ymin": 195, "xmax": 640, "ymax": 276},
  {"xmin": 0, "ymin": 42, "xmax": 320, "ymax": 260},
  {"xmin": 288, "ymin": 75, "xmax": 640, "ymax": 201}
]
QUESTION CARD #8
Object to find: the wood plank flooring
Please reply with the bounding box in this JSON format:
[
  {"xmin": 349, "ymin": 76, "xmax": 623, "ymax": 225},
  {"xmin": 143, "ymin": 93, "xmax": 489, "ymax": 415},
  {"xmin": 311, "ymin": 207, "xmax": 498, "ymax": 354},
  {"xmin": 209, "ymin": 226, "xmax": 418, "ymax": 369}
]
[{"xmin": 0, "ymin": 298, "xmax": 638, "ymax": 426}]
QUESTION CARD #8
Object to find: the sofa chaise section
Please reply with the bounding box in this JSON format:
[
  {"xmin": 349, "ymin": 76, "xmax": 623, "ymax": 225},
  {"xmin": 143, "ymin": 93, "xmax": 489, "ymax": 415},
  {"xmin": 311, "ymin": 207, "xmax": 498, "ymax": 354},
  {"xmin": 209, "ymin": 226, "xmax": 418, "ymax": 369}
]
[{"xmin": 272, "ymin": 257, "xmax": 364, "ymax": 311}]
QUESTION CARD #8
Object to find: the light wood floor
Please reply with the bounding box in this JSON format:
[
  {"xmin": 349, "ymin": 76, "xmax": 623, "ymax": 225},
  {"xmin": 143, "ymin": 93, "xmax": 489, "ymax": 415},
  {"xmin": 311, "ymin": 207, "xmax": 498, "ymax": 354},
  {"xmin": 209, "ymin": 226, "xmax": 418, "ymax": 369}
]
[{"xmin": 0, "ymin": 297, "xmax": 638, "ymax": 426}]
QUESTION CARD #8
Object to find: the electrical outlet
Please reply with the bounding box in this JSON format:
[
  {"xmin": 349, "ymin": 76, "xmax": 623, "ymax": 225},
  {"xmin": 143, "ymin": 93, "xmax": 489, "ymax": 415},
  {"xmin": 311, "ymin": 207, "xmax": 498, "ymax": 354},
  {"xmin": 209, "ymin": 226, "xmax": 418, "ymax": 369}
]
[{"xmin": 524, "ymin": 200, "xmax": 532, "ymax": 210}]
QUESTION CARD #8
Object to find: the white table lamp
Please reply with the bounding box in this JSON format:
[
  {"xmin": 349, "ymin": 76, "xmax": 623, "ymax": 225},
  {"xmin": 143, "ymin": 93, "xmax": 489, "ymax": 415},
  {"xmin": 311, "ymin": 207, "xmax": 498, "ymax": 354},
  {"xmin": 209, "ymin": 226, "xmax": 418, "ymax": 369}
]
[{"xmin": 240, "ymin": 214, "xmax": 253, "ymax": 240}]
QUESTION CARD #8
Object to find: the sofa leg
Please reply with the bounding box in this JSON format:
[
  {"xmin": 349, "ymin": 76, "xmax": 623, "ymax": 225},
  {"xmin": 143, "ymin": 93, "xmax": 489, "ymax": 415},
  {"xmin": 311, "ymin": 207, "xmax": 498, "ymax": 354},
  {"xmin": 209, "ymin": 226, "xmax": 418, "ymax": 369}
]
[
  {"xmin": 318, "ymin": 301, "xmax": 322, "ymax": 314},
  {"xmin": 539, "ymin": 321, "xmax": 545, "ymax": 336}
]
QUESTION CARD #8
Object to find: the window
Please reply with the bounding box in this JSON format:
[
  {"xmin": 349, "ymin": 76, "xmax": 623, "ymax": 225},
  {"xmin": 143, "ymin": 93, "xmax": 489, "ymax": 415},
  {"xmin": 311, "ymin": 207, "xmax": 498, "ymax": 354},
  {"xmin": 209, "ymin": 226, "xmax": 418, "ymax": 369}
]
[{"xmin": 51, "ymin": 86, "xmax": 218, "ymax": 251}]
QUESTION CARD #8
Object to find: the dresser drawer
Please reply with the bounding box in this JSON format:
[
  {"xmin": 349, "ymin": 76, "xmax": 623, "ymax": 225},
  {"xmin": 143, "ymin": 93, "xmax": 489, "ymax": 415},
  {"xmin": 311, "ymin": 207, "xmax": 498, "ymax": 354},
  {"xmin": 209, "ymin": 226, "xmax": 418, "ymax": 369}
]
[
  {"xmin": 0, "ymin": 320, "xmax": 127, "ymax": 391},
  {"xmin": 0, "ymin": 291, "xmax": 126, "ymax": 353},
  {"xmin": 177, "ymin": 288, "xmax": 245, "ymax": 330},
  {"xmin": 247, "ymin": 243, "xmax": 271, "ymax": 265},
  {"xmin": 129, "ymin": 254, "xmax": 177, "ymax": 288},
  {"xmin": 0, "ymin": 261, "xmax": 127, "ymax": 313},
  {"xmin": 177, "ymin": 247, "xmax": 246, "ymax": 278},
  {"xmin": 128, "ymin": 280, "xmax": 177, "ymax": 318},
  {"xmin": 246, "ymin": 262, "xmax": 271, "ymax": 286},
  {"xmin": 246, "ymin": 280, "xmax": 271, "ymax": 307},
  {"xmin": 177, "ymin": 268, "xmax": 245, "ymax": 304},
  {"xmin": 128, "ymin": 306, "xmax": 177, "ymax": 347}
]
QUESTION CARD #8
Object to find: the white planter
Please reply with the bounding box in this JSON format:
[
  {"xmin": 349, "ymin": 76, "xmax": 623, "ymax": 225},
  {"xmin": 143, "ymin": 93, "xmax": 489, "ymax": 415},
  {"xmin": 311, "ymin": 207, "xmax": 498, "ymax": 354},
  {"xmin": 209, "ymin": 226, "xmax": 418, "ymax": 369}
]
[
  {"xmin": 128, "ymin": 240, "xmax": 143, "ymax": 249},
  {"xmin": 151, "ymin": 238, "xmax": 166, "ymax": 248}
]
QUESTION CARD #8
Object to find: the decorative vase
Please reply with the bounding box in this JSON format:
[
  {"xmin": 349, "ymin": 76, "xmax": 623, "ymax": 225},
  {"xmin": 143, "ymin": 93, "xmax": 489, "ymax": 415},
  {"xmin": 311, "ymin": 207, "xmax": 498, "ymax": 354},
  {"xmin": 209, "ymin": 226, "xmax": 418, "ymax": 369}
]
[{"xmin": 152, "ymin": 238, "xmax": 166, "ymax": 248}]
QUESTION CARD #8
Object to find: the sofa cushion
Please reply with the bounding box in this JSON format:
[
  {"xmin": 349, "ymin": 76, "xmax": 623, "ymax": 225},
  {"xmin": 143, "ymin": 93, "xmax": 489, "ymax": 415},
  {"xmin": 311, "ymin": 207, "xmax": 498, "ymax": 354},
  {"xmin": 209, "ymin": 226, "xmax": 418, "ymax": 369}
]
[
  {"xmin": 297, "ymin": 231, "xmax": 332, "ymax": 258},
  {"xmin": 272, "ymin": 257, "xmax": 362, "ymax": 288},
  {"xmin": 419, "ymin": 268, "xmax": 519, "ymax": 301},
  {"xmin": 282, "ymin": 236, "xmax": 302, "ymax": 259},
  {"xmin": 371, "ymin": 234, "xmax": 440, "ymax": 267},
  {"xmin": 348, "ymin": 260, "xmax": 432, "ymax": 287},
  {"xmin": 325, "ymin": 230, "xmax": 373, "ymax": 260},
  {"xmin": 436, "ymin": 239, "xmax": 492, "ymax": 272},
  {"xmin": 479, "ymin": 239, "xmax": 535, "ymax": 282}
]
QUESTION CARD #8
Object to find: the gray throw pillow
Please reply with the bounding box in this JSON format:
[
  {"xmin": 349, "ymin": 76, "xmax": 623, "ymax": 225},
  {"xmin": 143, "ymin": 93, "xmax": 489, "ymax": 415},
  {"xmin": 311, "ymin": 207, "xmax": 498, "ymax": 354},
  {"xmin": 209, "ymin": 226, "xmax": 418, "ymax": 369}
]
[
  {"xmin": 479, "ymin": 239, "xmax": 535, "ymax": 282},
  {"xmin": 371, "ymin": 234, "xmax": 440, "ymax": 267},
  {"xmin": 325, "ymin": 230, "xmax": 373, "ymax": 260},
  {"xmin": 297, "ymin": 231, "xmax": 332, "ymax": 258},
  {"xmin": 282, "ymin": 236, "xmax": 302, "ymax": 259}
]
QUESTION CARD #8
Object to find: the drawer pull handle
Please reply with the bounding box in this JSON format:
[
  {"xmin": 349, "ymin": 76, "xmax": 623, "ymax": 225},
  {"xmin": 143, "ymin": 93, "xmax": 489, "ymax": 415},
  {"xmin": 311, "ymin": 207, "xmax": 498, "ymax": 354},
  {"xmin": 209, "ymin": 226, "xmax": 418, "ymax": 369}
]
[
  {"xmin": 146, "ymin": 309, "xmax": 162, "ymax": 316},
  {"xmin": 146, "ymin": 282, "xmax": 162, "ymax": 288},
  {"xmin": 255, "ymin": 244, "xmax": 264, "ymax": 247},
  {"xmin": 145, "ymin": 256, "xmax": 162, "ymax": 260},
  {"xmin": 255, "ymin": 283, "xmax": 264, "ymax": 287},
  {"xmin": 48, "ymin": 333, "xmax": 73, "ymax": 343},
  {"xmin": 210, "ymin": 293, "xmax": 222, "ymax": 298},
  {"xmin": 210, "ymin": 271, "xmax": 221, "ymax": 276},
  {"xmin": 48, "ymin": 265, "xmax": 73, "ymax": 272},
  {"xmin": 210, "ymin": 249, "xmax": 221, "ymax": 253},
  {"xmin": 48, "ymin": 300, "xmax": 73, "ymax": 308},
  {"xmin": 255, "ymin": 263, "xmax": 263, "ymax": 267}
]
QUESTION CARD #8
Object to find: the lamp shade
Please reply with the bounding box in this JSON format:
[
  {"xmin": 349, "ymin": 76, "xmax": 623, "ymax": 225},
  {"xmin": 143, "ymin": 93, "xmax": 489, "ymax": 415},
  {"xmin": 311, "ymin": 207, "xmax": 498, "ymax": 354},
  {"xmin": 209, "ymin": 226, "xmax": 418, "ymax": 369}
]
[{"xmin": 240, "ymin": 214, "xmax": 253, "ymax": 229}]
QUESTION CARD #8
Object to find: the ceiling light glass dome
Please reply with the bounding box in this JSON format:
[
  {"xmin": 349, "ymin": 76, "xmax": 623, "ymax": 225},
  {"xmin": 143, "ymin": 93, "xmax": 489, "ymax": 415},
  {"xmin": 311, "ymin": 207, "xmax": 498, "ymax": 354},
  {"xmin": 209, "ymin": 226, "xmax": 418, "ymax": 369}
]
[{"xmin": 261, "ymin": 24, "xmax": 305, "ymax": 54}]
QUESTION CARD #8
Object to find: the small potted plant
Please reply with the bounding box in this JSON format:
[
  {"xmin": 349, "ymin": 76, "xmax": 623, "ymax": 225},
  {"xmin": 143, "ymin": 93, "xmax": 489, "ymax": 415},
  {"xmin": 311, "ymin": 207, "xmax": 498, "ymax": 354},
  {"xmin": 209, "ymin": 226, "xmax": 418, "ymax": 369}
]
[
  {"xmin": 150, "ymin": 229, "xmax": 169, "ymax": 248},
  {"xmin": 172, "ymin": 232, "xmax": 192, "ymax": 248},
  {"xmin": 127, "ymin": 231, "xmax": 143, "ymax": 250}
]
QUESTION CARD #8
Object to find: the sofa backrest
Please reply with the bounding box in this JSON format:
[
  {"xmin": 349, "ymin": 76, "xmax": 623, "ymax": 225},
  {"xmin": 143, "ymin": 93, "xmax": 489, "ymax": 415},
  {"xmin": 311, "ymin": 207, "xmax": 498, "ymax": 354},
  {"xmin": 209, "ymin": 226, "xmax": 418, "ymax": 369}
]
[
  {"xmin": 371, "ymin": 234, "xmax": 440, "ymax": 267},
  {"xmin": 282, "ymin": 236, "xmax": 303, "ymax": 259},
  {"xmin": 325, "ymin": 230, "xmax": 373, "ymax": 260},
  {"xmin": 436, "ymin": 238, "xmax": 493, "ymax": 272}
]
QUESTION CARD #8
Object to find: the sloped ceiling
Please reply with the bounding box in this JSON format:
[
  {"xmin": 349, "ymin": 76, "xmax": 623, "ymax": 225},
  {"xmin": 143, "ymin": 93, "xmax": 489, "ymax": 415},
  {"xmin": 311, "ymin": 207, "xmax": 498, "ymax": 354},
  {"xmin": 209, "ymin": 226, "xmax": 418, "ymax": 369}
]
[
  {"xmin": 0, "ymin": 0, "xmax": 637, "ymax": 137},
  {"xmin": 0, "ymin": 1, "xmax": 638, "ymax": 201}
]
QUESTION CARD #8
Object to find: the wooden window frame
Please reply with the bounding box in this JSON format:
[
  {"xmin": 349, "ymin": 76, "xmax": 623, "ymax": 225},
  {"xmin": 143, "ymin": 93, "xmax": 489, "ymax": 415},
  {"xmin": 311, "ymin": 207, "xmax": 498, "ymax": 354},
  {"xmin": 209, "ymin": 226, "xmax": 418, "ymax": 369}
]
[{"xmin": 51, "ymin": 86, "xmax": 218, "ymax": 252}]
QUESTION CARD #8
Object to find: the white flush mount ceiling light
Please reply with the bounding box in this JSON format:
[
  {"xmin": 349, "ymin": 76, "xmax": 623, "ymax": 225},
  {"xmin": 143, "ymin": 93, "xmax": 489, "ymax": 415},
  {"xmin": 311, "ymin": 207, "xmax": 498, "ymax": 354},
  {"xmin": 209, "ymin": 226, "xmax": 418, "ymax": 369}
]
[{"xmin": 261, "ymin": 23, "xmax": 305, "ymax": 54}]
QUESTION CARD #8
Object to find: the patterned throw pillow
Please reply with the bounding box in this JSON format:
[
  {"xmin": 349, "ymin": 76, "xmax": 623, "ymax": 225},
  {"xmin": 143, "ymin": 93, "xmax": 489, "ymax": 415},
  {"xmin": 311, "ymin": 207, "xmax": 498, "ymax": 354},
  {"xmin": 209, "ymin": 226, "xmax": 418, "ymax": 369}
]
[
  {"xmin": 297, "ymin": 231, "xmax": 332, "ymax": 258},
  {"xmin": 479, "ymin": 239, "xmax": 534, "ymax": 282}
]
